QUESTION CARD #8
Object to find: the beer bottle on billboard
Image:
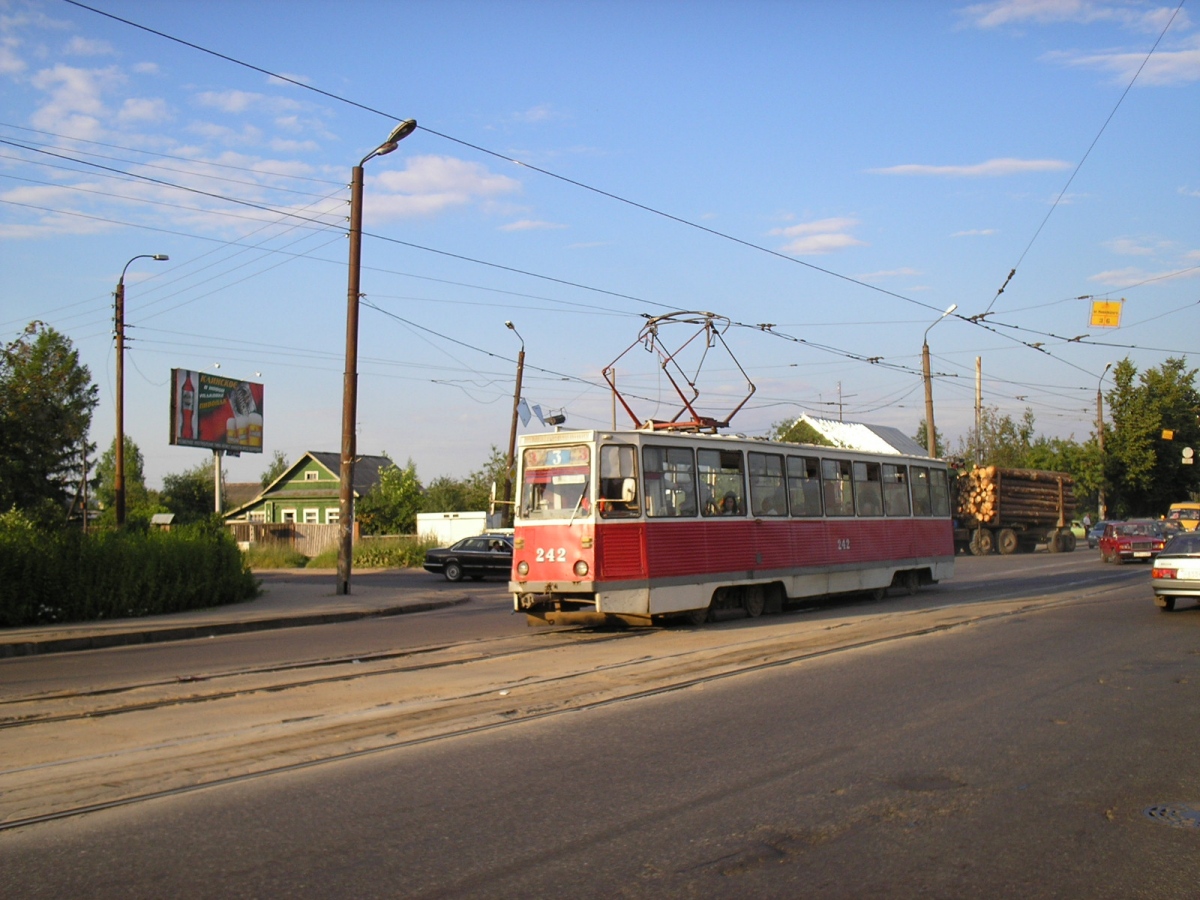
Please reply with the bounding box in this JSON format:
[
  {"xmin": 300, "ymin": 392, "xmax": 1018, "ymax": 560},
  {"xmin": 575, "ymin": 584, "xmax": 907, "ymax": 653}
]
[{"xmin": 181, "ymin": 373, "xmax": 195, "ymax": 440}]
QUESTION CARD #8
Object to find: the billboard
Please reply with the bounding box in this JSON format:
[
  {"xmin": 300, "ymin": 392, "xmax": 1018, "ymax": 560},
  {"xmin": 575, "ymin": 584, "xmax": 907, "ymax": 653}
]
[{"xmin": 169, "ymin": 369, "xmax": 264, "ymax": 454}]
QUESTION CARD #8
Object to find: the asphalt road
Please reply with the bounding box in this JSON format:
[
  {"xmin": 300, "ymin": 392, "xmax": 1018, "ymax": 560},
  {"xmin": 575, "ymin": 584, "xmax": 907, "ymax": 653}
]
[{"xmin": 3, "ymin": 551, "xmax": 1199, "ymax": 897}]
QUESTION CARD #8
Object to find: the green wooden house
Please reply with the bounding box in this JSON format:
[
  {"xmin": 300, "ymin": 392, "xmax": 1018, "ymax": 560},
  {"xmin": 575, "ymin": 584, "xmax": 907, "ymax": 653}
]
[{"xmin": 223, "ymin": 452, "xmax": 391, "ymax": 525}]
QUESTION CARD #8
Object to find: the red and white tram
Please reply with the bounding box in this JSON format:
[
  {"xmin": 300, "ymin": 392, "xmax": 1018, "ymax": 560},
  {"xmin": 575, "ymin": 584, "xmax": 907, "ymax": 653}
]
[{"xmin": 510, "ymin": 428, "xmax": 955, "ymax": 626}]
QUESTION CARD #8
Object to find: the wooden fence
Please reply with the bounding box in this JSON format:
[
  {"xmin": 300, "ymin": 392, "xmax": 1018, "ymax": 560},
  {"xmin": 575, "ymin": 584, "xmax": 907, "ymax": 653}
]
[{"xmin": 226, "ymin": 522, "xmax": 351, "ymax": 558}]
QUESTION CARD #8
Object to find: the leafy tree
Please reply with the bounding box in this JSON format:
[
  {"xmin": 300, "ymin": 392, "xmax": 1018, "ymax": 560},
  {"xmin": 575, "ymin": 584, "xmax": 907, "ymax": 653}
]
[
  {"xmin": 0, "ymin": 322, "xmax": 98, "ymax": 517},
  {"xmin": 423, "ymin": 475, "xmax": 471, "ymax": 512},
  {"xmin": 357, "ymin": 458, "xmax": 423, "ymax": 535},
  {"xmin": 260, "ymin": 450, "xmax": 289, "ymax": 488},
  {"xmin": 954, "ymin": 406, "xmax": 1036, "ymax": 468},
  {"xmin": 94, "ymin": 435, "xmax": 161, "ymax": 526},
  {"xmin": 912, "ymin": 420, "xmax": 946, "ymax": 459},
  {"xmin": 161, "ymin": 461, "xmax": 218, "ymax": 524},
  {"xmin": 770, "ymin": 418, "xmax": 834, "ymax": 446},
  {"xmin": 1104, "ymin": 357, "xmax": 1200, "ymax": 517},
  {"xmin": 463, "ymin": 445, "xmax": 510, "ymax": 510}
]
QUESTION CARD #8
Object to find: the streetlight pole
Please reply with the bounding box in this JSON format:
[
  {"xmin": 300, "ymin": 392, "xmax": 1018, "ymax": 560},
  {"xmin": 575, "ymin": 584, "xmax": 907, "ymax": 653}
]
[
  {"xmin": 114, "ymin": 253, "xmax": 169, "ymax": 526},
  {"xmin": 503, "ymin": 321, "xmax": 526, "ymax": 527},
  {"xmin": 1097, "ymin": 361, "xmax": 1113, "ymax": 521},
  {"xmin": 337, "ymin": 119, "xmax": 417, "ymax": 596},
  {"xmin": 921, "ymin": 303, "xmax": 957, "ymax": 458}
]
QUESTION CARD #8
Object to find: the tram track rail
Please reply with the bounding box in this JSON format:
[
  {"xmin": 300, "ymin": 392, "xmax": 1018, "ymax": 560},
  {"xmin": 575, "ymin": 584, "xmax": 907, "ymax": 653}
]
[{"xmin": 0, "ymin": 579, "xmax": 1136, "ymax": 833}]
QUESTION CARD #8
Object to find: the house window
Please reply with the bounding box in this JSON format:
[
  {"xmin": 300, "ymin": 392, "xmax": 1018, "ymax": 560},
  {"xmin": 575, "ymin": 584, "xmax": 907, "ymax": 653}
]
[
  {"xmin": 303, "ymin": 508, "xmax": 319, "ymax": 524},
  {"xmin": 304, "ymin": 471, "xmax": 319, "ymax": 481},
  {"xmin": 281, "ymin": 509, "xmax": 297, "ymax": 523},
  {"xmin": 326, "ymin": 508, "xmax": 340, "ymax": 525}
]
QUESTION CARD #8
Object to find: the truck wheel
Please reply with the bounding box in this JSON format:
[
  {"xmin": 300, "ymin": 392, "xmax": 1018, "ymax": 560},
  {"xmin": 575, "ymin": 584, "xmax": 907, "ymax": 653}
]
[
  {"xmin": 1063, "ymin": 532, "xmax": 1077, "ymax": 552},
  {"xmin": 997, "ymin": 528, "xmax": 1019, "ymax": 555},
  {"xmin": 1047, "ymin": 532, "xmax": 1062, "ymax": 553},
  {"xmin": 969, "ymin": 529, "xmax": 994, "ymax": 556}
]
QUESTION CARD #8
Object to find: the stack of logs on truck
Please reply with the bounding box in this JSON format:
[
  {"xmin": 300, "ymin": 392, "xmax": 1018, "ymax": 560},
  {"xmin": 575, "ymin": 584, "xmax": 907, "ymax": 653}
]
[{"xmin": 953, "ymin": 466, "xmax": 1077, "ymax": 555}]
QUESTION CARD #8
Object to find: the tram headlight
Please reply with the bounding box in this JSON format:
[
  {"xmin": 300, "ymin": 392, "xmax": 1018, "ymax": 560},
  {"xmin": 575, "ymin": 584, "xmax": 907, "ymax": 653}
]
[
  {"xmin": 573, "ymin": 560, "xmax": 589, "ymax": 577},
  {"xmin": 517, "ymin": 561, "xmax": 529, "ymax": 576}
]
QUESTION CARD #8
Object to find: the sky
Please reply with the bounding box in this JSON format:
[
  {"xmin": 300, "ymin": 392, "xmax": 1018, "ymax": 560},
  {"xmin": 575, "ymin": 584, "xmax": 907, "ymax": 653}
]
[{"xmin": 2, "ymin": 0, "xmax": 1198, "ymax": 492}]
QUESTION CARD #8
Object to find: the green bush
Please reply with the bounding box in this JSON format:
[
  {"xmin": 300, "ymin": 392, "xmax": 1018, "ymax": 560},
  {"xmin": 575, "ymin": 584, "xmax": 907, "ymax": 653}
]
[
  {"xmin": 306, "ymin": 535, "xmax": 440, "ymax": 569},
  {"xmin": 0, "ymin": 513, "xmax": 258, "ymax": 627}
]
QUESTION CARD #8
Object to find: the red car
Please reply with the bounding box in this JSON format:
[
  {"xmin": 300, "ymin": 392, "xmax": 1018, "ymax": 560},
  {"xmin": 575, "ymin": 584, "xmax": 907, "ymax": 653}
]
[{"xmin": 1099, "ymin": 520, "xmax": 1167, "ymax": 564}]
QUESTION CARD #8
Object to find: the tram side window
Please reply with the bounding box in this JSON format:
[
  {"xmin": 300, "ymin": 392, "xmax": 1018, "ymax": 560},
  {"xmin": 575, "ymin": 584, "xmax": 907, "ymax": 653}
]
[
  {"xmin": 853, "ymin": 461, "xmax": 883, "ymax": 517},
  {"xmin": 929, "ymin": 467, "xmax": 950, "ymax": 517},
  {"xmin": 910, "ymin": 466, "xmax": 932, "ymax": 516},
  {"xmin": 642, "ymin": 446, "xmax": 698, "ymax": 518},
  {"xmin": 748, "ymin": 452, "xmax": 787, "ymax": 516},
  {"xmin": 787, "ymin": 456, "xmax": 823, "ymax": 517},
  {"xmin": 698, "ymin": 448, "xmax": 746, "ymax": 516},
  {"xmin": 821, "ymin": 458, "xmax": 855, "ymax": 516},
  {"xmin": 598, "ymin": 444, "xmax": 639, "ymax": 518},
  {"xmin": 882, "ymin": 464, "xmax": 912, "ymax": 516}
]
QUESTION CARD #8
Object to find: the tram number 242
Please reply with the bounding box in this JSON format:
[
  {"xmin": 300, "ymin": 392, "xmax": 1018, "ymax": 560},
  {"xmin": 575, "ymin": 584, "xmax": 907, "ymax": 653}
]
[
  {"xmin": 836, "ymin": 538, "xmax": 851, "ymax": 551},
  {"xmin": 535, "ymin": 547, "xmax": 567, "ymax": 563}
]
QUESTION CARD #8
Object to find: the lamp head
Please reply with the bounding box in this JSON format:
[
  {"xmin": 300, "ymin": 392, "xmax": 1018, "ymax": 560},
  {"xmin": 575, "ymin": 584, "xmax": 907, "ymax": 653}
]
[
  {"xmin": 374, "ymin": 119, "xmax": 417, "ymax": 157},
  {"xmin": 152, "ymin": 254, "xmax": 169, "ymax": 261}
]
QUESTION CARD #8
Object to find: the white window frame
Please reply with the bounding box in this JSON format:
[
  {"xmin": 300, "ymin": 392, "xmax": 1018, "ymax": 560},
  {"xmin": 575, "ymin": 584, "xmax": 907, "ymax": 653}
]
[
  {"xmin": 281, "ymin": 509, "xmax": 297, "ymax": 523},
  {"xmin": 303, "ymin": 508, "xmax": 319, "ymax": 524},
  {"xmin": 325, "ymin": 508, "xmax": 340, "ymax": 525}
]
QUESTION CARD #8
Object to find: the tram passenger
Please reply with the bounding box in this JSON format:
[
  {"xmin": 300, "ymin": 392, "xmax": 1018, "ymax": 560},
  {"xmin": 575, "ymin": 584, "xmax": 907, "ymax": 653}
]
[{"xmin": 720, "ymin": 491, "xmax": 740, "ymax": 515}]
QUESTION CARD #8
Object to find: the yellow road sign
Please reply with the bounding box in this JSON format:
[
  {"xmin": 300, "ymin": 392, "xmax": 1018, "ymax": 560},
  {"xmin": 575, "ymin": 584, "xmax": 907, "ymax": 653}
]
[{"xmin": 1089, "ymin": 299, "xmax": 1122, "ymax": 328}]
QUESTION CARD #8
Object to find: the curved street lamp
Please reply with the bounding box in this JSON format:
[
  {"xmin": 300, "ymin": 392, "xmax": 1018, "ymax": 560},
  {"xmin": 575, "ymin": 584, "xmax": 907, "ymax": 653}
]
[
  {"xmin": 337, "ymin": 120, "xmax": 417, "ymax": 596},
  {"xmin": 114, "ymin": 253, "xmax": 169, "ymax": 526},
  {"xmin": 921, "ymin": 303, "xmax": 957, "ymax": 458}
]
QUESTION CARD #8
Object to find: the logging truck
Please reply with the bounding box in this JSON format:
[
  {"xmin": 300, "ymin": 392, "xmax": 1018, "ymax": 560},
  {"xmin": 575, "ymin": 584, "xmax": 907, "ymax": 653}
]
[{"xmin": 952, "ymin": 466, "xmax": 1077, "ymax": 555}]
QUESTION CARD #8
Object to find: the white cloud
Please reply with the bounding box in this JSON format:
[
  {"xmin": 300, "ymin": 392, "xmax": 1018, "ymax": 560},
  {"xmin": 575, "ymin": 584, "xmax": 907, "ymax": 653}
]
[
  {"xmin": 1049, "ymin": 38, "xmax": 1200, "ymax": 85},
  {"xmin": 64, "ymin": 36, "xmax": 113, "ymax": 56},
  {"xmin": 769, "ymin": 217, "xmax": 865, "ymax": 255},
  {"xmin": 368, "ymin": 155, "xmax": 521, "ymax": 221},
  {"xmin": 29, "ymin": 63, "xmax": 123, "ymax": 140},
  {"xmin": 269, "ymin": 138, "xmax": 320, "ymax": 153},
  {"xmin": 499, "ymin": 219, "xmax": 567, "ymax": 232},
  {"xmin": 870, "ymin": 158, "xmax": 1072, "ymax": 177},
  {"xmin": 952, "ymin": 228, "xmax": 998, "ymax": 236},
  {"xmin": 858, "ymin": 267, "xmax": 922, "ymax": 279},
  {"xmin": 196, "ymin": 89, "xmax": 301, "ymax": 115},
  {"xmin": 961, "ymin": 1, "xmax": 1190, "ymax": 32},
  {"xmin": 1104, "ymin": 236, "xmax": 1169, "ymax": 256},
  {"xmin": 133, "ymin": 61, "xmax": 159, "ymax": 75},
  {"xmin": 117, "ymin": 97, "xmax": 168, "ymax": 124},
  {"xmin": 1090, "ymin": 264, "xmax": 1200, "ymax": 287},
  {"xmin": 1, "ymin": 36, "xmax": 25, "ymax": 75},
  {"xmin": 513, "ymin": 104, "xmax": 557, "ymax": 123}
]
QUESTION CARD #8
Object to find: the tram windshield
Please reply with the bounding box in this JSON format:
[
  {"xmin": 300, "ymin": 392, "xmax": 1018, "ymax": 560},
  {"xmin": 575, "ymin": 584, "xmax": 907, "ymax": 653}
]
[{"xmin": 521, "ymin": 445, "xmax": 591, "ymax": 520}]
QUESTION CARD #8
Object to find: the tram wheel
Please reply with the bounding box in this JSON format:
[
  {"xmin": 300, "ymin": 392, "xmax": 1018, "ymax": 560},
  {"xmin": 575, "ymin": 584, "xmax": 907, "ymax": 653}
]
[
  {"xmin": 743, "ymin": 586, "xmax": 765, "ymax": 618},
  {"xmin": 684, "ymin": 606, "xmax": 711, "ymax": 626},
  {"xmin": 901, "ymin": 570, "xmax": 920, "ymax": 595}
]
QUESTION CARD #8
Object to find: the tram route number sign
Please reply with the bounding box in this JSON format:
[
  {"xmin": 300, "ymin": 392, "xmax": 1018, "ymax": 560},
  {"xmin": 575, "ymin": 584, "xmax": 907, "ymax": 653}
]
[{"xmin": 1089, "ymin": 299, "xmax": 1123, "ymax": 328}]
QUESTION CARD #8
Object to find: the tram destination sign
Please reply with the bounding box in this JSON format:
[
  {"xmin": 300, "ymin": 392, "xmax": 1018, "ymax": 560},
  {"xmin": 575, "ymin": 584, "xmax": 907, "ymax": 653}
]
[{"xmin": 169, "ymin": 368, "xmax": 264, "ymax": 454}]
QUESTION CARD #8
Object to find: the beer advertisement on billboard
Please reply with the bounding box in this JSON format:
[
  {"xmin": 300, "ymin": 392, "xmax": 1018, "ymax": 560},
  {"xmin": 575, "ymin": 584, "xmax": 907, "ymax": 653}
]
[{"xmin": 169, "ymin": 369, "xmax": 264, "ymax": 454}]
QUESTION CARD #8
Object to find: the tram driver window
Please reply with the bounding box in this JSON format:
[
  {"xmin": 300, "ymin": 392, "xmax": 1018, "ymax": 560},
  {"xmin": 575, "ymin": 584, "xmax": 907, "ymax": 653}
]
[
  {"xmin": 821, "ymin": 459, "xmax": 855, "ymax": 516},
  {"xmin": 598, "ymin": 444, "xmax": 639, "ymax": 518},
  {"xmin": 698, "ymin": 448, "xmax": 746, "ymax": 516},
  {"xmin": 642, "ymin": 446, "xmax": 698, "ymax": 518}
]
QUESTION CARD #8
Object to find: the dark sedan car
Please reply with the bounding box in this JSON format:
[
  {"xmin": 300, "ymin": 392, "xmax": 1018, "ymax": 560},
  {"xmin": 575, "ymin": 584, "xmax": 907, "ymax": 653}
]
[
  {"xmin": 423, "ymin": 534, "xmax": 513, "ymax": 582},
  {"xmin": 1151, "ymin": 532, "xmax": 1200, "ymax": 612}
]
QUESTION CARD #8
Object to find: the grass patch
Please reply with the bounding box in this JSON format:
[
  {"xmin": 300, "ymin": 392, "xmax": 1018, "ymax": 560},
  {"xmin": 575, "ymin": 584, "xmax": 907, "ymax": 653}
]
[
  {"xmin": 306, "ymin": 534, "xmax": 441, "ymax": 569},
  {"xmin": 243, "ymin": 543, "xmax": 309, "ymax": 569}
]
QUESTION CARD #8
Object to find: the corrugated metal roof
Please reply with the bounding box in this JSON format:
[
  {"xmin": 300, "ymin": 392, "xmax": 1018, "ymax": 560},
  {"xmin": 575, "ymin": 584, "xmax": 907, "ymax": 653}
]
[{"xmin": 798, "ymin": 414, "xmax": 931, "ymax": 458}]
